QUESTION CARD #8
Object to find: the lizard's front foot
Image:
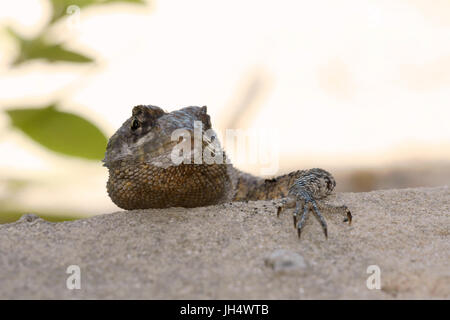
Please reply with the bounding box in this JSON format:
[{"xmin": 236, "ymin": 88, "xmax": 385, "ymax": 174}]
[
  {"xmin": 277, "ymin": 169, "xmax": 352, "ymax": 239},
  {"xmin": 278, "ymin": 195, "xmax": 351, "ymax": 239}
]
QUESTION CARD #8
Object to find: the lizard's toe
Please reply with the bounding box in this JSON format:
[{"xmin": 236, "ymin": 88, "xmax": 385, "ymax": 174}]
[{"xmin": 296, "ymin": 202, "xmax": 310, "ymax": 239}]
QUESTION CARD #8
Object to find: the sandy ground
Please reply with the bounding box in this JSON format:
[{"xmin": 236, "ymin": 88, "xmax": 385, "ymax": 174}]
[{"xmin": 0, "ymin": 186, "xmax": 448, "ymax": 299}]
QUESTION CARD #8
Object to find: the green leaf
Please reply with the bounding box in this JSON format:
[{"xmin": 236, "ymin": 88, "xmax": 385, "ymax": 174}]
[
  {"xmin": 5, "ymin": 104, "xmax": 108, "ymax": 160},
  {"xmin": 49, "ymin": 0, "xmax": 147, "ymax": 24},
  {"xmin": 6, "ymin": 27, "xmax": 93, "ymax": 65}
]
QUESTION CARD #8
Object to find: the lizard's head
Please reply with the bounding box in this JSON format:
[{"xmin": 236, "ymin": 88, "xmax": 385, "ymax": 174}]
[{"xmin": 103, "ymin": 105, "xmax": 212, "ymax": 168}]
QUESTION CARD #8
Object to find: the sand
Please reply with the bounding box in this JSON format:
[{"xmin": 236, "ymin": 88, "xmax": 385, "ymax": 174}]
[{"xmin": 0, "ymin": 186, "xmax": 448, "ymax": 299}]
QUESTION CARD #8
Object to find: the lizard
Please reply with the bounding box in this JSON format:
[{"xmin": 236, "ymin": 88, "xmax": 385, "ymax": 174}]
[{"xmin": 103, "ymin": 105, "xmax": 352, "ymax": 239}]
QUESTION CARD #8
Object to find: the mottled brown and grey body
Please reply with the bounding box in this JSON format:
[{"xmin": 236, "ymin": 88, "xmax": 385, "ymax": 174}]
[{"xmin": 103, "ymin": 105, "xmax": 351, "ymax": 238}]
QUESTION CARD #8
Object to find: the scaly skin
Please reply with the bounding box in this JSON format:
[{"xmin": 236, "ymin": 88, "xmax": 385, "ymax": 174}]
[{"xmin": 103, "ymin": 105, "xmax": 352, "ymax": 238}]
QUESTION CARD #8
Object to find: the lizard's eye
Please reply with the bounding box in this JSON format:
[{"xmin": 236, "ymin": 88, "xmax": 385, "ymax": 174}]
[{"xmin": 131, "ymin": 119, "xmax": 140, "ymax": 131}]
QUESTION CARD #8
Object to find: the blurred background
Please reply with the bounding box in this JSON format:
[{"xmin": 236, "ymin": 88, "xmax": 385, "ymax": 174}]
[{"xmin": 0, "ymin": 0, "xmax": 449, "ymax": 223}]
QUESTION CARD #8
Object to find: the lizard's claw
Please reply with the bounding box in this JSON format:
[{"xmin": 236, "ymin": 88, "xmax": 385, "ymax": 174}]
[
  {"xmin": 276, "ymin": 205, "xmax": 283, "ymax": 218},
  {"xmin": 310, "ymin": 200, "xmax": 328, "ymax": 239},
  {"xmin": 292, "ymin": 190, "xmax": 328, "ymax": 239},
  {"xmin": 295, "ymin": 201, "xmax": 310, "ymax": 238},
  {"xmin": 295, "ymin": 197, "xmax": 327, "ymax": 239},
  {"xmin": 345, "ymin": 207, "xmax": 352, "ymax": 225},
  {"xmin": 277, "ymin": 193, "xmax": 351, "ymax": 240}
]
